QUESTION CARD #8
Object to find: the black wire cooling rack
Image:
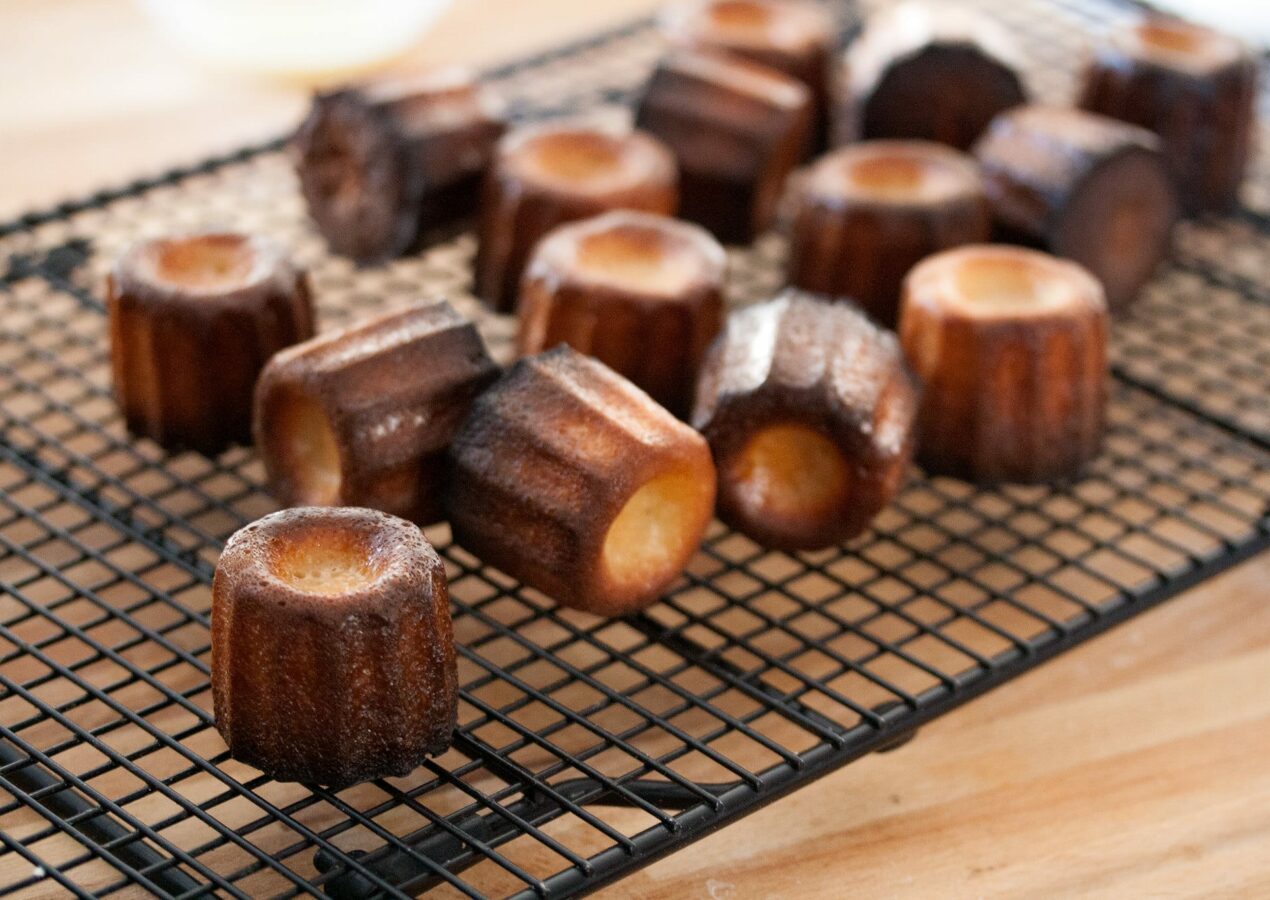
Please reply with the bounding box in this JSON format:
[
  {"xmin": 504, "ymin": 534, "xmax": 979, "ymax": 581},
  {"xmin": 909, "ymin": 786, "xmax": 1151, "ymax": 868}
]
[{"xmin": 0, "ymin": 0, "xmax": 1268, "ymax": 896}]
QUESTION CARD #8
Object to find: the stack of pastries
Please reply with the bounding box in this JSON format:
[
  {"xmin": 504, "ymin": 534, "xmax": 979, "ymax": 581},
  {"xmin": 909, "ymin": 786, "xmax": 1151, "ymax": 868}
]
[{"xmin": 99, "ymin": 0, "xmax": 1254, "ymax": 785}]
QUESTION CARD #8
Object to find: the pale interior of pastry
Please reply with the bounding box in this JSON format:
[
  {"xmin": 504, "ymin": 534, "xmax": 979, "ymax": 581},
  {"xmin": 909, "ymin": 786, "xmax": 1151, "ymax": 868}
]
[
  {"xmin": 522, "ymin": 130, "xmax": 642, "ymax": 190},
  {"xmin": 275, "ymin": 389, "xmax": 342, "ymax": 507},
  {"xmin": 602, "ymin": 466, "xmax": 712, "ymax": 592},
  {"xmin": 148, "ymin": 234, "xmax": 257, "ymax": 291},
  {"xmin": 573, "ymin": 225, "xmax": 702, "ymax": 296},
  {"xmin": 728, "ymin": 423, "xmax": 851, "ymax": 529},
  {"xmin": 831, "ymin": 147, "xmax": 973, "ymax": 204},
  {"xmin": 269, "ymin": 523, "xmax": 381, "ymax": 596},
  {"xmin": 921, "ymin": 248, "xmax": 1085, "ymax": 317}
]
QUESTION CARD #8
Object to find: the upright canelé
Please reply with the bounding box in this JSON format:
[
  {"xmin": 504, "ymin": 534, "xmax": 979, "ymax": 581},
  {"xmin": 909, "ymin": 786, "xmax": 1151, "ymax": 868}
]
[
  {"xmin": 108, "ymin": 232, "xmax": 315, "ymax": 454},
  {"xmin": 899, "ymin": 245, "xmax": 1108, "ymax": 483},
  {"xmin": 693, "ymin": 291, "xmax": 919, "ymax": 551},
  {"xmin": 973, "ymin": 105, "xmax": 1178, "ymax": 311},
  {"xmin": 291, "ymin": 68, "xmax": 505, "ymax": 262},
  {"xmin": 636, "ymin": 50, "xmax": 813, "ymax": 243},
  {"xmin": 474, "ymin": 123, "xmax": 678, "ymax": 313},
  {"xmin": 1079, "ymin": 15, "xmax": 1257, "ymax": 213},
  {"xmin": 445, "ymin": 347, "xmax": 716, "ymax": 616},
  {"xmin": 660, "ymin": 0, "xmax": 836, "ymax": 152},
  {"xmin": 518, "ymin": 210, "xmax": 726, "ymax": 415},
  {"xmin": 838, "ymin": 2, "xmax": 1027, "ymax": 150},
  {"xmin": 212, "ymin": 507, "xmax": 457, "ymax": 786},
  {"xmin": 788, "ymin": 140, "xmax": 990, "ymax": 326},
  {"xmin": 254, "ymin": 301, "xmax": 499, "ymax": 525}
]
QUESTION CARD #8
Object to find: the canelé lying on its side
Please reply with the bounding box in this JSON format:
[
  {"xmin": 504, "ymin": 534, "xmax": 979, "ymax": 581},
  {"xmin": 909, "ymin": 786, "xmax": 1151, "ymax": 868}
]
[
  {"xmin": 973, "ymin": 104, "xmax": 1178, "ymax": 311},
  {"xmin": 788, "ymin": 140, "xmax": 990, "ymax": 326},
  {"xmin": 838, "ymin": 2, "xmax": 1027, "ymax": 150},
  {"xmin": 659, "ymin": 0, "xmax": 836, "ymax": 152},
  {"xmin": 212, "ymin": 507, "xmax": 457, "ymax": 787},
  {"xmin": 1079, "ymin": 15, "xmax": 1257, "ymax": 214},
  {"xmin": 474, "ymin": 123, "xmax": 678, "ymax": 312},
  {"xmin": 899, "ymin": 245, "xmax": 1108, "ymax": 483},
  {"xmin": 445, "ymin": 346, "xmax": 716, "ymax": 616},
  {"xmin": 108, "ymin": 232, "xmax": 315, "ymax": 455},
  {"xmin": 291, "ymin": 68, "xmax": 505, "ymax": 262},
  {"xmin": 518, "ymin": 210, "xmax": 726, "ymax": 415},
  {"xmin": 693, "ymin": 291, "xmax": 919, "ymax": 551},
  {"xmin": 254, "ymin": 301, "xmax": 499, "ymax": 525}
]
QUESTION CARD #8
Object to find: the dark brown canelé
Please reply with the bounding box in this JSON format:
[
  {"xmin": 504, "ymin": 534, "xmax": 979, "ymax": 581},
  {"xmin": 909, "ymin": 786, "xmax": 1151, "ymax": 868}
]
[
  {"xmin": 692, "ymin": 291, "xmax": 918, "ymax": 551},
  {"xmin": 108, "ymin": 232, "xmax": 315, "ymax": 455},
  {"xmin": 474, "ymin": 123, "xmax": 678, "ymax": 313},
  {"xmin": 788, "ymin": 140, "xmax": 990, "ymax": 326},
  {"xmin": 838, "ymin": 2, "xmax": 1027, "ymax": 150},
  {"xmin": 1079, "ymin": 16, "xmax": 1257, "ymax": 214},
  {"xmin": 635, "ymin": 50, "xmax": 813, "ymax": 243},
  {"xmin": 518, "ymin": 210, "xmax": 726, "ymax": 415},
  {"xmin": 212, "ymin": 507, "xmax": 456, "ymax": 786},
  {"xmin": 254, "ymin": 301, "xmax": 499, "ymax": 525},
  {"xmin": 291, "ymin": 68, "xmax": 506, "ymax": 263},
  {"xmin": 899, "ymin": 245, "xmax": 1108, "ymax": 483},
  {"xmin": 659, "ymin": 0, "xmax": 836, "ymax": 152},
  {"xmin": 445, "ymin": 346, "xmax": 716, "ymax": 616},
  {"xmin": 973, "ymin": 105, "xmax": 1178, "ymax": 311}
]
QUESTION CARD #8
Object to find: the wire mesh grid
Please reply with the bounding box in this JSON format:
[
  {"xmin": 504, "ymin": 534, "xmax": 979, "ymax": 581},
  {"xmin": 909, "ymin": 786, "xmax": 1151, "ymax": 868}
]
[{"xmin": 0, "ymin": 0, "xmax": 1268, "ymax": 896}]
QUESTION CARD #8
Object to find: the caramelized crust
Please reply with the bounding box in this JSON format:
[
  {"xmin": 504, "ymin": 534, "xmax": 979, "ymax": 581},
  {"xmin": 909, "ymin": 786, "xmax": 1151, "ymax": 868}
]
[
  {"xmin": 212, "ymin": 507, "xmax": 456, "ymax": 786},
  {"xmin": 474, "ymin": 123, "xmax": 678, "ymax": 312},
  {"xmin": 445, "ymin": 346, "xmax": 716, "ymax": 616},
  {"xmin": 1079, "ymin": 16, "xmax": 1257, "ymax": 213},
  {"xmin": 254, "ymin": 301, "xmax": 499, "ymax": 524},
  {"xmin": 788, "ymin": 140, "xmax": 990, "ymax": 326},
  {"xmin": 838, "ymin": 2, "xmax": 1027, "ymax": 150},
  {"xmin": 899, "ymin": 245, "xmax": 1108, "ymax": 482},
  {"xmin": 692, "ymin": 291, "xmax": 918, "ymax": 550},
  {"xmin": 291, "ymin": 68, "xmax": 505, "ymax": 263},
  {"xmin": 659, "ymin": 0, "xmax": 837, "ymax": 152},
  {"xmin": 518, "ymin": 210, "xmax": 726, "ymax": 414},
  {"xmin": 636, "ymin": 50, "xmax": 813, "ymax": 242},
  {"xmin": 108, "ymin": 233, "xmax": 315, "ymax": 455},
  {"xmin": 973, "ymin": 105, "xmax": 1178, "ymax": 311}
]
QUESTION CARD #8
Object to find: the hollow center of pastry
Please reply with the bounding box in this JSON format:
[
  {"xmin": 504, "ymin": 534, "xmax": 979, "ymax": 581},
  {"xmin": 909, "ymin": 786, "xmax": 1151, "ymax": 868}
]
[
  {"xmin": 708, "ymin": 0, "xmax": 773, "ymax": 32},
  {"xmin": 276, "ymin": 391, "xmax": 342, "ymax": 506},
  {"xmin": 1137, "ymin": 21, "xmax": 1204, "ymax": 55},
  {"xmin": 951, "ymin": 255, "xmax": 1071, "ymax": 313},
  {"xmin": 527, "ymin": 132, "xmax": 631, "ymax": 186},
  {"xmin": 574, "ymin": 227, "xmax": 700, "ymax": 295},
  {"xmin": 602, "ymin": 468, "xmax": 708, "ymax": 594},
  {"xmin": 837, "ymin": 152, "xmax": 966, "ymax": 203},
  {"xmin": 151, "ymin": 235, "xmax": 256, "ymax": 291},
  {"xmin": 729, "ymin": 424, "xmax": 850, "ymax": 530},
  {"xmin": 269, "ymin": 525, "xmax": 381, "ymax": 596}
]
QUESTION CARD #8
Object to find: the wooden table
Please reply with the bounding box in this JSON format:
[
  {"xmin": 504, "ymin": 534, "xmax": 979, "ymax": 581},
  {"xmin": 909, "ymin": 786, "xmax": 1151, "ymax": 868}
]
[{"xmin": 2, "ymin": 2, "xmax": 1268, "ymax": 897}]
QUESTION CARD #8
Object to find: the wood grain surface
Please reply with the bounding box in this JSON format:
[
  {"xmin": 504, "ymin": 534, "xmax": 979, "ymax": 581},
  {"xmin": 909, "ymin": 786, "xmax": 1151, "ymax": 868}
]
[{"xmin": 1, "ymin": 2, "xmax": 1268, "ymax": 898}]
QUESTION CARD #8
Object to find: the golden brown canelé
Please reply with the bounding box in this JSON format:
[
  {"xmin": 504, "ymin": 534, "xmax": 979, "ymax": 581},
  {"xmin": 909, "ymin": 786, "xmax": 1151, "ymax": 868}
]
[
  {"xmin": 788, "ymin": 140, "xmax": 990, "ymax": 326},
  {"xmin": 254, "ymin": 301, "xmax": 499, "ymax": 525},
  {"xmin": 635, "ymin": 50, "xmax": 814, "ymax": 243},
  {"xmin": 1078, "ymin": 16, "xmax": 1257, "ymax": 214},
  {"xmin": 659, "ymin": 0, "xmax": 836, "ymax": 152},
  {"xmin": 518, "ymin": 210, "xmax": 726, "ymax": 415},
  {"xmin": 899, "ymin": 245, "xmax": 1108, "ymax": 483},
  {"xmin": 108, "ymin": 233, "xmax": 315, "ymax": 455},
  {"xmin": 973, "ymin": 105, "xmax": 1178, "ymax": 312},
  {"xmin": 445, "ymin": 346, "xmax": 716, "ymax": 616},
  {"xmin": 291, "ymin": 68, "xmax": 506, "ymax": 263},
  {"xmin": 212, "ymin": 506, "xmax": 457, "ymax": 786},
  {"xmin": 838, "ymin": 2, "xmax": 1027, "ymax": 150},
  {"xmin": 692, "ymin": 291, "xmax": 919, "ymax": 551},
  {"xmin": 474, "ymin": 123, "xmax": 678, "ymax": 313}
]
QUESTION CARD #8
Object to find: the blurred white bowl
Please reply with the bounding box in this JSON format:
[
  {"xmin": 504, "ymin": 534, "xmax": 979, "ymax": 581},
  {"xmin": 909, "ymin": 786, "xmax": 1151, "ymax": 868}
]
[{"xmin": 136, "ymin": 0, "xmax": 454, "ymax": 78}]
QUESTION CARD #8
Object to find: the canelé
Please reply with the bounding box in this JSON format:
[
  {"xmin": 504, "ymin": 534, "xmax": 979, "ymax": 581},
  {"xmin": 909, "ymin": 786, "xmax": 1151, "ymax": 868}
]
[
  {"xmin": 692, "ymin": 291, "xmax": 919, "ymax": 550},
  {"xmin": 445, "ymin": 346, "xmax": 716, "ymax": 616},
  {"xmin": 107, "ymin": 232, "xmax": 315, "ymax": 455},
  {"xmin": 518, "ymin": 210, "xmax": 726, "ymax": 414},
  {"xmin": 899, "ymin": 245, "xmax": 1108, "ymax": 482},
  {"xmin": 254, "ymin": 301, "xmax": 499, "ymax": 524}
]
